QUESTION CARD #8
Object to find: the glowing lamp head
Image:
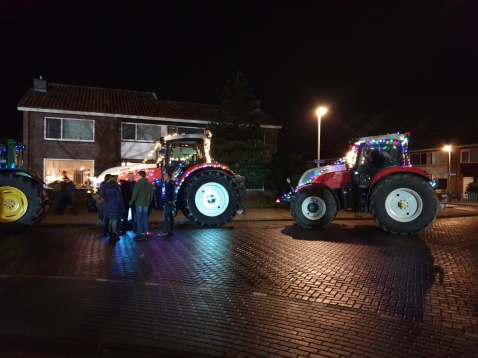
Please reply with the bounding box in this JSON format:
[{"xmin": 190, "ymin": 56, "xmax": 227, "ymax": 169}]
[
  {"xmin": 443, "ymin": 145, "xmax": 451, "ymax": 152},
  {"xmin": 316, "ymin": 107, "xmax": 327, "ymax": 116}
]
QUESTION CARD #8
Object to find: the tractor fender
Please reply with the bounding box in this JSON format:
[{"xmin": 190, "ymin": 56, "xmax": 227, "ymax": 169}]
[
  {"xmin": 296, "ymin": 182, "xmax": 340, "ymax": 212},
  {"xmin": 2, "ymin": 169, "xmax": 45, "ymax": 191},
  {"xmin": 370, "ymin": 166, "xmax": 432, "ymax": 189},
  {"xmin": 177, "ymin": 163, "xmax": 237, "ymax": 189}
]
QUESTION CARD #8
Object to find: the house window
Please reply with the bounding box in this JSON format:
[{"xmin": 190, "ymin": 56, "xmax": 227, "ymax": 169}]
[
  {"xmin": 44, "ymin": 159, "xmax": 94, "ymax": 188},
  {"xmin": 168, "ymin": 126, "xmax": 205, "ymax": 135},
  {"xmin": 472, "ymin": 149, "xmax": 478, "ymax": 163},
  {"xmin": 426, "ymin": 153, "xmax": 432, "ymax": 164},
  {"xmin": 411, "ymin": 152, "xmax": 432, "ymax": 165},
  {"xmin": 461, "ymin": 149, "xmax": 478, "ymax": 163},
  {"xmin": 45, "ymin": 117, "xmax": 94, "ymax": 141},
  {"xmin": 122, "ymin": 123, "xmax": 162, "ymax": 142},
  {"xmin": 437, "ymin": 178, "xmax": 448, "ymax": 190}
]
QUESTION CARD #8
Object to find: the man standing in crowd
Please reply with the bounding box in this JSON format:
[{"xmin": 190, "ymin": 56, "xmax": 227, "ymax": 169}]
[
  {"xmin": 120, "ymin": 173, "xmax": 137, "ymax": 234},
  {"xmin": 99, "ymin": 174, "xmax": 111, "ymax": 237},
  {"xmin": 158, "ymin": 171, "xmax": 175, "ymax": 236},
  {"xmin": 129, "ymin": 170, "xmax": 153, "ymax": 241},
  {"xmin": 56, "ymin": 174, "xmax": 79, "ymax": 215}
]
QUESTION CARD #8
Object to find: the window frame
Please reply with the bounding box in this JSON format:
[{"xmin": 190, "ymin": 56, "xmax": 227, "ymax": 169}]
[
  {"xmin": 44, "ymin": 117, "xmax": 95, "ymax": 142},
  {"xmin": 167, "ymin": 126, "xmax": 205, "ymax": 136},
  {"xmin": 43, "ymin": 158, "xmax": 95, "ymax": 188},
  {"xmin": 461, "ymin": 149, "xmax": 470, "ymax": 163},
  {"xmin": 411, "ymin": 152, "xmax": 433, "ymax": 165},
  {"xmin": 437, "ymin": 178, "xmax": 448, "ymax": 191},
  {"xmin": 121, "ymin": 122, "xmax": 162, "ymax": 142}
]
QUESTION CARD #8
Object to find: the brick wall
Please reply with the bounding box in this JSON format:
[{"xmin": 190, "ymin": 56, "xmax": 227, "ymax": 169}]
[{"xmin": 25, "ymin": 111, "xmax": 123, "ymax": 178}]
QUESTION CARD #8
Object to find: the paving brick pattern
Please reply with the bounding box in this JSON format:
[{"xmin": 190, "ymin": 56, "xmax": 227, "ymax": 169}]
[{"xmin": 0, "ymin": 216, "xmax": 477, "ymax": 357}]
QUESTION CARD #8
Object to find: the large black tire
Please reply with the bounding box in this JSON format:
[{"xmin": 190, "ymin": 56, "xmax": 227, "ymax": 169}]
[
  {"xmin": 370, "ymin": 173, "xmax": 438, "ymax": 235},
  {"xmin": 0, "ymin": 173, "xmax": 43, "ymax": 232},
  {"xmin": 290, "ymin": 186, "xmax": 337, "ymax": 229},
  {"xmin": 181, "ymin": 170, "xmax": 240, "ymax": 227}
]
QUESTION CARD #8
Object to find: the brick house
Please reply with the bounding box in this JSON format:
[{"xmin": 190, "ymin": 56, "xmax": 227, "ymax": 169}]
[{"xmin": 18, "ymin": 78, "xmax": 281, "ymax": 187}]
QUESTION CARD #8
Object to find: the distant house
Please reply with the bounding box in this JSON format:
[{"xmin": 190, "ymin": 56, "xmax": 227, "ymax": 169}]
[
  {"xmin": 18, "ymin": 77, "xmax": 281, "ymax": 187},
  {"xmin": 409, "ymin": 144, "xmax": 478, "ymax": 199}
]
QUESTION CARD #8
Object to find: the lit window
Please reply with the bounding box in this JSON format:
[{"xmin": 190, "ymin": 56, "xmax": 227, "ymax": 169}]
[{"xmin": 44, "ymin": 159, "xmax": 94, "ymax": 188}]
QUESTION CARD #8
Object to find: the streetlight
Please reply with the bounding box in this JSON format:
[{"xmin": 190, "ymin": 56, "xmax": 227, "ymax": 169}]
[
  {"xmin": 316, "ymin": 107, "xmax": 327, "ymax": 167},
  {"xmin": 444, "ymin": 145, "xmax": 451, "ymax": 192}
]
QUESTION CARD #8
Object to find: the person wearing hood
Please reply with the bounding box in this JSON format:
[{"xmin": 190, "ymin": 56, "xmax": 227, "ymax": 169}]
[
  {"xmin": 99, "ymin": 174, "xmax": 111, "ymax": 236},
  {"xmin": 104, "ymin": 175, "xmax": 125, "ymax": 242}
]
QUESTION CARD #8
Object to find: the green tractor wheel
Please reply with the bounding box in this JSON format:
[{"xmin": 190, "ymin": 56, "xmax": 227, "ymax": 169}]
[
  {"xmin": 0, "ymin": 186, "xmax": 29, "ymax": 222},
  {"xmin": 0, "ymin": 173, "xmax": 42, "ymax": 231}
]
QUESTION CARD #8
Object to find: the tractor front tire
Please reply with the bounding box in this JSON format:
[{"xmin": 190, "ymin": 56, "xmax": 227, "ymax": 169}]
[
  {"xmin": 182, "ymin": 170, "xmax": 240, "ymax": 227},
  {"xmin": 0, "ymin": 173, "xmax": 42, "ymax": 232},
  {"xmin": 370, "ymin": 173, "xmax": 438, "ymax": 235},
  {"xmin": 290, "ymin": 186, "xmax": 337, "ymax": 229}
]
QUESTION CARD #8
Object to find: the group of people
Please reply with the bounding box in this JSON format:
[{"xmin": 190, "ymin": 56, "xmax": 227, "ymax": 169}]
[{"xmin": 98, "ymin": 170, "xmax": 175, "ymax": 242}]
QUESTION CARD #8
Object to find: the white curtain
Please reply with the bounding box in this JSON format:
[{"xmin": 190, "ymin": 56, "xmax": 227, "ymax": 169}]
[
  {"xmin": 63, "ymin": 119, "xmax": 93, "ymax": 141},
  {"xmin": 137, "ymin": 124, "xmax": 161, "ymax": 141}
]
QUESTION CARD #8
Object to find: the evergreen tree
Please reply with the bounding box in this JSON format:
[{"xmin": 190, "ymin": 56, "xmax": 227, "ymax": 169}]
[
  {"xmin": 265, "ymin": 152, "xmax": 308, "ymax": 194},
  {"xmin": 209, "ymin": 72, "xmax": 270, "ymax": 189}
]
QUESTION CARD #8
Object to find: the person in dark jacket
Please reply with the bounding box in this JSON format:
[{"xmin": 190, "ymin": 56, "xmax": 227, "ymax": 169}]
[
  {"xmin": 56, "ymin": 176, "xmax": 78, "ymax": 215},
  {"xmin": 120, "ymin": 173, "xmax": 137, "ymax": 234},
  {"xmin": 104, "ymin": 175, "xmax": 125, "ymax": 242},
  {"xmin": 129, "ymin": 170, "xmax": 153, "ymax": 241},
  {"xmin": 158, "ymin": 171, "xmax": 175, "ymax": 236},
  {"xmin": 99, "ymin": 174, "xmax": 111, "ymax": 236}
]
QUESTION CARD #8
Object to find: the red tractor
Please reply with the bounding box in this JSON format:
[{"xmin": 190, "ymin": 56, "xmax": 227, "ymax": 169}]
[
  {"xmin": 290, "ymin": 133, "xmax": 439, "ymax": 235},
  {"xmin": 155, "ymin": 131, "xmax": 247, "ymax": 227},
  {"xmin": 96, "ymin": 131, "xmax": 246, "ymax": 228}
]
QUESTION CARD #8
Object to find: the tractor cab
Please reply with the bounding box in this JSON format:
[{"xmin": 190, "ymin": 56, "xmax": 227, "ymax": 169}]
[
  {"xmin": 347, "ymin": 133, "xmax": 408, "ymax": 189},
  {"xmin": 0, "ymin": 138, "xmax": 25, "ymax": 170},
  {"xmin": 156, "ymin": 131, "xmax": 212, "ymax": 178}
]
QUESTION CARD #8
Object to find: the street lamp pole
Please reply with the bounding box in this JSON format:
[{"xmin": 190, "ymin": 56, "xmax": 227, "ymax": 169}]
[
  {"xmin": 316, "ymin": 107, "xmax": 327, "ymax": 168},
  {"xmin": 444, "ymin": 145, "xmax": 451, "ymax": 192}
]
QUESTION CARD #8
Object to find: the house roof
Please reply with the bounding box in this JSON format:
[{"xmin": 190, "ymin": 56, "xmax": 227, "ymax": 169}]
[{"xmin": 18, "ymin": 83, "xmax": 282, "ymax": 128}]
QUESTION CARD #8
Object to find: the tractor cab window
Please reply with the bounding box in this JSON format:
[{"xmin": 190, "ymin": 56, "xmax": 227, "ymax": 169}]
[
  {"xmin": 167, "ymin": 140, "xmax": 205, "ymax": 168},
  {"xmin": 355, "ymin": 145, "xmax": 401, "ymax": 187},
  {"xmin": 0, "ymin": 144, "xmax": 7, "ymax": 167},
  {"xmin": 14, "ymin": 147, "xmax": 23, "ymax": 168},
  {"xmin": 359, "ymin": 145, "xmax": 400, "ymax": 170}
]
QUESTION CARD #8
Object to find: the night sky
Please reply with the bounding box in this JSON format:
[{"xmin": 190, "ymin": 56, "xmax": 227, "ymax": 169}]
[{"xmin": 1, "ymin": 0, "xmax": 477, "ymax": 158}]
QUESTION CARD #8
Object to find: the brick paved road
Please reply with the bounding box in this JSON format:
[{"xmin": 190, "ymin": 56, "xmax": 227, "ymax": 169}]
[{"xmin": 0, "ymin": 216, "xmax": 477, "ymax": 357}]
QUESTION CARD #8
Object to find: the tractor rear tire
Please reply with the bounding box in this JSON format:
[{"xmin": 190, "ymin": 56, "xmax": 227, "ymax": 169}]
[
  {"xmin": 182, "ymin": 170, "xmax": 240, "ymax": 227},
  {"xmin": 290, "ymin": 186, "xmax": 337, "ymax": 229},
  {"xmin": 0, "ymin": 173, "xmax": 42, "ymax": 232},
  {"xmin": 370, "ymin": 173, "xmax": 438, "ymax": 235}
]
